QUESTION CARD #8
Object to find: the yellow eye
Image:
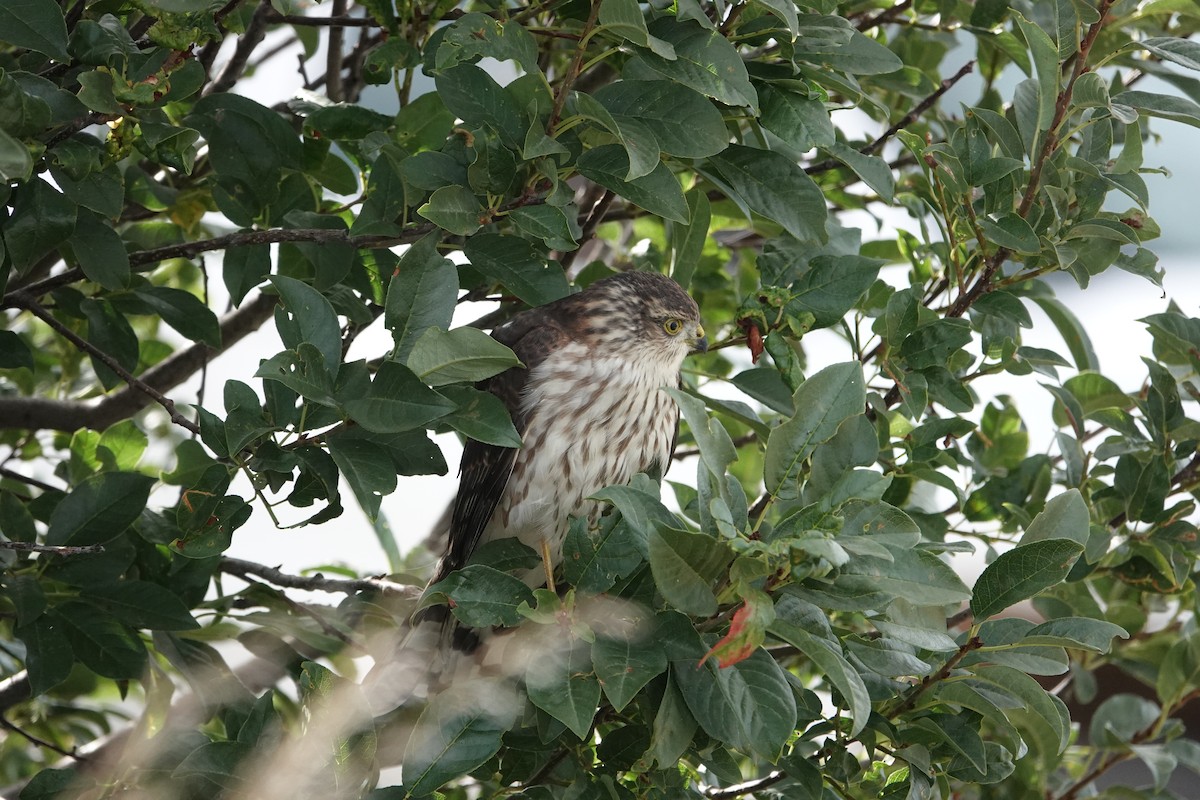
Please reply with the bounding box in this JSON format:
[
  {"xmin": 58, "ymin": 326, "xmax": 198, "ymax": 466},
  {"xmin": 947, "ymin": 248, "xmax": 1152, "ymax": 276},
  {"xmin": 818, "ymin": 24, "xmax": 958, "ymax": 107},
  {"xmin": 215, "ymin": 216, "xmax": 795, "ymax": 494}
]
[{"xmin": 663, "ymin": 318, "xmax": 683, "ymax": 335}]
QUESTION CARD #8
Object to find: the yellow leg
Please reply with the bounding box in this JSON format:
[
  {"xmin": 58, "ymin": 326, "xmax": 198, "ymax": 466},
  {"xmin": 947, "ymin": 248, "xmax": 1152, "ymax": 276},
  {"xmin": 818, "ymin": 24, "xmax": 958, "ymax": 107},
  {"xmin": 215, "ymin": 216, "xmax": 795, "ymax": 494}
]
[{"xmin": 540, "ymin": 538, "xmax": 557, "ymax": 593}]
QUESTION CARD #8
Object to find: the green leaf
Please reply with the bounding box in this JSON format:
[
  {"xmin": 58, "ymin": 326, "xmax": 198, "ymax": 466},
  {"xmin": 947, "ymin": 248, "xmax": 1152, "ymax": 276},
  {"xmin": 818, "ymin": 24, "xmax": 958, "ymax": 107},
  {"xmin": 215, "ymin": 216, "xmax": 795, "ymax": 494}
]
[
  {"xmin": 426, "ymin": 564, "xmax": 535, "ymax": 627},
  {"xmin": 433, "ymin": 64, "xmax": 524, "ymax": 147},
  {"xmin": 1031, "ymin": 296, "xmax": 1099, "ymax": 371},
  {"xmin": 508, "ymin": 205, "xmax": 581, "ymax": 251},
  {"xmin": 593, "ymin": 634, "xmax": 667, "ymax": 711},
  {"xmin": 706, "ymin": 144, "xmax": 828, "ymax": 242},
  {"xmin": 223, "ymin": 243, "xmax": 271, "ymax": 307},
  {"xmin": 837, "ymin": 546, "xmax": 972, "ymax": 606},
  {"xmin": 5, "ymin": 179, "xmax": 77, "ymax": 275},
  {"xmin": 83, "ymin": 581, "xmax": 199, "ymax": 630},
  {"xmin": 636, "ymin": 19, "xmax": 759, "ymax": 112},
  {"xmin": 186, "ymin": 94, "xmax": 302, "ymax": 212},
  {"xmin": 648, "ymin": 526, "xmax": 731, "ymax": 616},
  {"xmin": 790, "ymin": 254, "xmax": 884, "ymax": 329},
  {"xmin": 134, "ymin": 287, "xmax": 221, "ymax": 348},
  {"xmin": 669, "ymin": 188, "xmax": 710, "ymax": 289},
  {"xmin": 463, "ymin": 233, "xmax": 571, "ymax": 306},
  {"xmin": 562, "ymin": 516, "xmax": 643, "ymax": 593},
  {"xmin": 0, "ymin": 491, "xmax": 37, "ymax": 542},
  {"xmin": 769, "ymin": 597, "xmax": 871, "ymax": 735},
  {"xmin": 0, "ymin": 0, "xmax": 69, "ymax": 60},
  {"xmin": 0, "ymin": 330, "xmax": 33, "ymax": 370},
  {"xmin": 577, "ymin": 144, "xmax": 688, "ymax": 223},
  {"xmin": 750, "ymin": 0, "xmax": 798, "ymax": 39},
  {"xmin": 969, "ymin": 664, "xmax": 1070, "ymax": 760},
  {"xmin": 971, "ymin": 539, "xmax": 1084, "ymax": 621},
  {"xmin": 69, "ymin": 214, "xmax": 128, "ymax": 292},
  {"xmin": 760, "ymin": 85, "xmax": 834, "ymax": 151},
  {"xmin": 1113, "ymin": 90, "xmax": 1200, "ymax": 129},
  {"xmin": 16, "ymin": 615, "xmax": 73, "ymax": 696},
  {"xmin": 1014, "ymin": 13, "xmax": 1058, "ymax": 131},
  {"xmin": 1136, "ymin": 37, "xmax": 1200, "ymax": 72},
  {"xmin": 403, "ymin": 678, "xmax": 518, "ymax": 796},
  {"xmin": 385, "ymin": 235, "xmax": 459, "ymax": 363},
  {"xmin": 327, "ymin": 434, "xmax": 397, "ymax": 522},
  {"xmin": 54, "ymin": 603, "xmax": 147, "ymax": 679},
  {"xmin": 270, "ymin": 276, "xmax": 342, "ymax": 376},
  {"xmin": 526, "ymin": 643, "xmax": 600, "ymax": 739},
  {"xmin": 255, "ymin": 345, "xmax": 337, "ymax": 406},
  {"xmin": 406, "ymin": 326, "xmax": 522, "ymax": 387},
  {"xmin": 304, "ymin": 105, "xmax": 393, "ymax": 142},
  {"xmin": 96, "ymin": 420, "xmax": 147, "ymax": 472},
  {"xmin": 1023, "ymin": 617, "xmax": 1128, "ymax": 653},
  {"xmin": 1020, "ymin": 489, "xmax": 1089, "ymax": 546},
  {"xmin": 417, "ymin": 185, "xmax": 485, "ymax": 236},
  {"xmin": 822, "ymin": 142, "xmax": 895, "ymax": 202},
  {"xmin": 436, "ymin": 13, "xmax": 540, "ymax": 76},
  {"xmin": 0, "ymin": 126, "xmax": 33, "ymax": 182},
  {"xmin": 81, "ymin": 298, "xmax": 139, "ymax": 390},
  {"xmin": 436, "ymin": 385, "xmax": 521, "ymax": 448},
  {"xmin": 672, "ymin": 641, "xmax": 796, "ymax": 760},
  {"xmin": 342, "ymin": 361, "xmax": 456, "ymax": 434},
  {"xmin": 593, "ymin": 80, "xmax": 729, "ymax": 158},
  {"xmin": 764, "ymin": 362, "xmax": 865, "ymax": 500},
  {"xmin": 980, "ymin": 212, "xmax": 1040, "ymax": 254},
  {"xmin": 45, "ymin": 471, "xmax": 154, "ymax": 546}
]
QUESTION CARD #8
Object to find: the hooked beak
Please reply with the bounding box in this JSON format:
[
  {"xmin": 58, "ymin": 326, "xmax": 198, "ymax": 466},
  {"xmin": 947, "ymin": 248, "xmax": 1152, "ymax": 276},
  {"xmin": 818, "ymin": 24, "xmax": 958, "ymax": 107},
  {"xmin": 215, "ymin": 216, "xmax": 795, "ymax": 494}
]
[{"xmin": 691, "ymin": 325, "xmax": 708, "ymax": 354}]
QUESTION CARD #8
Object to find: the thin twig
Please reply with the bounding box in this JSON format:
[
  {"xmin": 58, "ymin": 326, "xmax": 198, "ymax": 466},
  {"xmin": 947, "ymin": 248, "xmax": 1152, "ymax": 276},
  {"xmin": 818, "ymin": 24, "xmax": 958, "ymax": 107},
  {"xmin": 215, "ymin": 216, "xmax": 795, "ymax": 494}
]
[
  {"xmin": 0, "ymin": 293, "xmax": 277, "ymax": 433},
  {"xmin": 888, "ymin": 635, "xmax": 983, "ymax": 716},
  {"xmin": 547, "ymin": 0, "xmax": 603, "ymax": 133},
  {"xmin": 0, "ymin": 716, "xmax": 86, "ymax": 761},
  {"xmin": 7, "ymin": 292, "xmax": 202, "ymax": 435},
  {"xmin": 856, "ymin": 0, "xmax": 912, "ymax": 31},
  {"xmin": 326, "ymin": 0, "xmax": 348, "ymax": 101},
  {"xmin": 267, "ymin": 12, "xmax": 375, "ymax": 26},
  {"xmin": 0, "ymin": 541, "xmax": 105, "ymax": 556},
  {"xmin": 706, "ymin": 771, "xmax": 787, "ymax": 798},
  {"xmin": 0, "ymin": 467, "xmax": 61, "ymax": 493},
  {"xmin": 806, "ymin": 61, "xmax": 974, "ymax": 175},
  {"xmin": 220, "ymin": 556, "xmax": 420, "ymax": 598}
]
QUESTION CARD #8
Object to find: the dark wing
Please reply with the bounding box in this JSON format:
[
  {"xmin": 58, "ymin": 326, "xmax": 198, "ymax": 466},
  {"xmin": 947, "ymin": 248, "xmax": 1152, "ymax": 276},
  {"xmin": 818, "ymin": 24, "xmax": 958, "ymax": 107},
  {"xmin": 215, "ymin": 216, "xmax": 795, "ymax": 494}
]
[{"xmin": 438, "ymin": 311, "xmax": 570, "ymax": 578}]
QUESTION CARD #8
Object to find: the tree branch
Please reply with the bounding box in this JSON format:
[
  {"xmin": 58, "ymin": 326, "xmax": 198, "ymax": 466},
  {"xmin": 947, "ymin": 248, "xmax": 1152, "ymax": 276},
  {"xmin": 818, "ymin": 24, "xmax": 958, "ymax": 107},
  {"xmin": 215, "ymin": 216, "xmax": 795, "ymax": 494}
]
[
  {"xmin": 0, "ymin": 466, "xmax": 61, "ymax": 493},
  {"xmin": 0, "ymin": 292, "xmax": 276, "ymax": 433},
  {"xmin": 267, "ymin": 11, "xmax": 374, "ymax": 27},
  {"xmin": 209, "ymin": 0, "xmax": 273, "ymax": 94},
  {"xmin": 887, "ymin": 635, "xmax": 982, "ymax": 716},
  {"xmin": 220, "ymin": 556, "xmax": 421, "ymax": 598},
  {"xmin": 0, "ymin": 715, "xmax": 86, "ymax": 761},
  {"xmin": 325, "ymin": 0, "xmax": 348, "ymax": 102},
  {"xmin": 547, "ymin": 0, "xmax": 603, "ymax": 133},
  {"xmin": 7, "ymin": 293, "xmax": 202, "ymax": 435},
  {"xmin": 806, "ymin": 60, "xmax": 975, "ymax": 175},
  {"xmin": 706, "ymin": 770, "xmax": 786, "ymax": 798},
  {"xmin": 0, "ymin": 542, "xmax": 105, "ymax": 556}
]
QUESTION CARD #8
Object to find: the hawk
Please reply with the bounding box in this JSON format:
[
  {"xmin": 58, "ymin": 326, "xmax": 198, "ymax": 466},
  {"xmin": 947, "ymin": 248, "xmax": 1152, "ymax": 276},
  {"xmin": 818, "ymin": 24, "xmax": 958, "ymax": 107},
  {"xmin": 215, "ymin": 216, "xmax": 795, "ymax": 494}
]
[
  {"xmin": 437, "ymin": 270, "xmax": 706, "ymax": 593},
  {"xmin": 384, "ymin": 271, "xmax": 706, "ymax": 676}
]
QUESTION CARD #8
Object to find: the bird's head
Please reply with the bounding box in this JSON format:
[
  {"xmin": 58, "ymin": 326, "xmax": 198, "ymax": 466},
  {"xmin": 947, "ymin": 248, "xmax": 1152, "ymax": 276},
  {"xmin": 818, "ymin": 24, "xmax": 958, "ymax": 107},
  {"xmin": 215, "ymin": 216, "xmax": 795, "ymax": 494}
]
[{"xmin": 574, "ymin": 271, "xmax": 706, "ymax": 362}]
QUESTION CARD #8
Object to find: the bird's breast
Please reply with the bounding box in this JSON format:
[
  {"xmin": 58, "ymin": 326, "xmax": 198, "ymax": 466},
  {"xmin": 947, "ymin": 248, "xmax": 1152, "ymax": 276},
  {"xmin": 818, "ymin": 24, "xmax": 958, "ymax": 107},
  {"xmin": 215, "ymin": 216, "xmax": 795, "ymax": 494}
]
[{"xmin": 494, "ymin": 344, "xmax": 680, "ymax": 559}]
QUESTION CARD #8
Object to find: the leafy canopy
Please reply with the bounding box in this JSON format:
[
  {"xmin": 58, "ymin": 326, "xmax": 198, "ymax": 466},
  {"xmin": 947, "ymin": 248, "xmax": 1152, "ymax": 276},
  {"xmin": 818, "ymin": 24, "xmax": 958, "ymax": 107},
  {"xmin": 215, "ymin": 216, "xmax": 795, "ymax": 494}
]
[{"xmin": 3, "ymin": 0, "xmax": 1200, "ymax": 798}]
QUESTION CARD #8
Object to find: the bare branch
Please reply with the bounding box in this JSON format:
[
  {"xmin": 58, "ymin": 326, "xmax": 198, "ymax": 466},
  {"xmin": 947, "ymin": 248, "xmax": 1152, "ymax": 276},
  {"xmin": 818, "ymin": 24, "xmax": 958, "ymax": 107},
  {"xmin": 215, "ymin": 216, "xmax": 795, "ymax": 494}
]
[
  {"xmin": 806, "ymin": 60, "xmax": 974, "ymax": 176},
  {"xmin": 0, "ymin": 292, "xmax": 276, "ymax": 433},
  {"xmin": 0, "ymin": 542, "xmax": 105, "ymax": 556},
  {"xmin": 0, "ymin": 466, "xmax": 61, "ymax": 493},
  {"xmin": 209, "ymin": 0, "xmax": 273, "ymax": 94},
  {"xmin": 706, "ymin": 770, "xmax": 787, "ymax": 798},
  {"xmin": 268, "ymin": 11, "xmax": 374, "ymax": 27},
  {"xmin": 7, "ymin": 292, "xmax": 202, "ymax": 435},
  {"xmin": 325, "ymin": 0, "xmax": 348, "ymax": 102},
  {"xmin": 220, "ymin": 556, "xmax": 421, "ymax": 598}
]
